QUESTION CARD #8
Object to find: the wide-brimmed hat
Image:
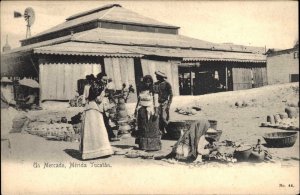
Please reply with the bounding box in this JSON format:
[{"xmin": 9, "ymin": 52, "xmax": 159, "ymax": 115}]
[
  {"xmin": 155, "ymin": 71, "xmax": 167, "ymax": 79},
  {"xmin": 1, "ymin": 77, "xmax": 12, "ymax": 83}
]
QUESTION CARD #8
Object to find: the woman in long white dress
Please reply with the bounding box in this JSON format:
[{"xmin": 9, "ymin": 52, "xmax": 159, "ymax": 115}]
[{"xmin": 79, "ymin": 75, "xmax": 113, "ymax": 160}]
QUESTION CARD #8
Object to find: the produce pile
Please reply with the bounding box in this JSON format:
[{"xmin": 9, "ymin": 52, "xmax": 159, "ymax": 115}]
[
  {"xmin": 25, "ymin": 123, "xmax": 77, "ymax": 141},
  {"xmin": 214, "ymin": 139, "xmax": 272, "ymax": 163},
  {"xmin": 175, "ymin": 105, "xmax": 201, "ymax": 116}
]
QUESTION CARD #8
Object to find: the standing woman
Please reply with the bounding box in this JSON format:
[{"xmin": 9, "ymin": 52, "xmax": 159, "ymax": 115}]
[
  {"xmin": 79, "ymin": 73, "xmax": 113, "ymax": 160},
  {"xmin": 134, "ymin": 75, "xmax": 161, "ymax": 151}
]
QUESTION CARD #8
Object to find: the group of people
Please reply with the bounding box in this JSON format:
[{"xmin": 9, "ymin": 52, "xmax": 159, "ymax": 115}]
[{"xmin": 79, "ymin": 70, "xmax": 173, "ymax": 160}]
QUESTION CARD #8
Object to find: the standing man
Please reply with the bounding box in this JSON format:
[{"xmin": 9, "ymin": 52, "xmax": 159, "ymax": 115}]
[{"xmin": 154, "ymin": 71, "xmax": 173, "ymax": 136}]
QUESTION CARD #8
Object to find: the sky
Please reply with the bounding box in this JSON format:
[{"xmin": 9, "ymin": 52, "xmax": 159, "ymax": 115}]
[{"xmin": 0, "ymin": 1, "xmax": 298, "ymax": 51}]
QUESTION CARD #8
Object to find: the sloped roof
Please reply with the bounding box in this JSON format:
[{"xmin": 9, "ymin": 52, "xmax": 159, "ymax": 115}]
[
  {"xmin": 34, "ymin": 42, "xmax": 142, "ymax": 57},
  {"xmin": 33, "ymin": 42, "xmax": 266, "ymax": 62},
  {"xmin": 70, "ymin": 28, "xmax": 264, "ymax": 53},
  {"xmin": 2, "ymin": 35, "xmax": 72, "ymax": 55},
  {"xmin": 71, "ymin": 28, "xmax": 215, "ymax": 49},
  {"xmin": 21, "ymin": 4, "xmax": 179, "ymax": 42}
]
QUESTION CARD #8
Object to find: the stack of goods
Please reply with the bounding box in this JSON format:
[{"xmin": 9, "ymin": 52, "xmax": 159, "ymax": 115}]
[
  {"xmin": 26, "ymin": 123, "xmax": 75, "ymax": 141},
  {"xmin": 175, "ymin": 107, "xmax": 198, "ymax": 116},
  {"xmin": 116, "ymin": 98, "xmax": 132, "ymax": 138},
  {"xmin": 260, "ymin": 107, "xmax": 299, "ymax": 131}
]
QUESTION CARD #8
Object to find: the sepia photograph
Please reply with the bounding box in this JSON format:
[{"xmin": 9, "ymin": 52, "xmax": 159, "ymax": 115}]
[{"xmin": 1, "ymin": 1, "xmax": 299, "ymax": 194}]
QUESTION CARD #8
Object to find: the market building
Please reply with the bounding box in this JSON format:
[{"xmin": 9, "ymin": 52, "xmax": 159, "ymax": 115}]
[
  {"xmin": 266, "ymin": 42, "xmax": 299, "ymax": 84},
  {"xmin": 1, "ymin": 4, "xmax": 267, "ymax": 103}
]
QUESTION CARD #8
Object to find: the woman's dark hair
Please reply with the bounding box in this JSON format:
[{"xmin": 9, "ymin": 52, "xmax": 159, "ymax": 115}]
[
  {"xmin": 96, "ymin": 72, "xmax": 107, "ymax": 80},
  {"xmin": 140, "ymin": 75, "xmax": 153, "ymax": 91}
]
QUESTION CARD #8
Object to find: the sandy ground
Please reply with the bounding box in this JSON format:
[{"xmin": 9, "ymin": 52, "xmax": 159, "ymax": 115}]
[{"xmin": 1, "ymin": 83, "xmax": 299, "ymax": 194}]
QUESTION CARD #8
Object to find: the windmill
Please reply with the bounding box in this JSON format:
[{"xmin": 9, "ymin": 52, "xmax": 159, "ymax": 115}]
[{"xmin": 14, "ymin": 7, "xmax": 35, "ymax": 38}]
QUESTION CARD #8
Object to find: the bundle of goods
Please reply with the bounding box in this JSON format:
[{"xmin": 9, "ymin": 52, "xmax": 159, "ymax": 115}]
[
  {"xmin": 27, "ymin": 123, "xmax": 75, "ymax": 141},
  {"xmin": 175, "ymin": 107, "xmax": 198, "ymax": 116},
  {"xmin": 216, "ymin": 139, "xmax": 272, "ymax": 163},
  {"xmin": 125, "ymin": 150, "xmax": 154, "ymax": 159},
  {"xmin": 260, "ymin": 108, "xmax": 299, "ymax": 131},
  {"xmin": 116, "ymin": 98, "xmax": 132, "ymax": 138},
  {"xmin": 234, "ymin": 99, "xmax": 256, "ymax": 108},
  {"xmin": 263, "ymin": 132, "xmax": 298, "ymax": 148},
  {"xmin": 202, "ymin": 151, "xmax": 237, "ymax": 163}
]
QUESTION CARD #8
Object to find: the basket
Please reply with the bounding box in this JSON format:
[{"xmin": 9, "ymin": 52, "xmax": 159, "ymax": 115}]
[{"xmin": 263, "ymin": 132, "xmax": 298, "ymax": 148}]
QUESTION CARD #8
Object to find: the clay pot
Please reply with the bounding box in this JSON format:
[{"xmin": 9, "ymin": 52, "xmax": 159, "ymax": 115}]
[
  {"xmin": 118, "ymin": 110, "xmax": 128, "ymax": 118},
  {"xmin": 119, "ymin": 124, "xmax": 132, "ymax": 132},
  {"xmin": 249, "ymin": 151, "xmax": 265, "ymax": 162},
  {"xmin": 285, "ymin": 107, "xmax": 298, "ymax": 118},
  {"xmin": 274, "ymin": 114, "xmax": 281, "ymax": 124},
  {"xmin": 118, "ymin": 117, "xmax": 129, "ymax": 124},
  {"xmin": 118, "ymin": 98, "xmax": 125, "ymax": 104},
  {"xmin": 279, "ymin": 112, "xmax": 288, "ymax": 119},
  {"xmin": 118, "ymin": 104, "xmax": 126, "ymax": 110},
  {"xmin": 267, "ymin": 115, "xmax": 275, "ymax": 124},
  {"xmin": 233, "ymin": 145, "xmax": 253, "ymax": 161}
]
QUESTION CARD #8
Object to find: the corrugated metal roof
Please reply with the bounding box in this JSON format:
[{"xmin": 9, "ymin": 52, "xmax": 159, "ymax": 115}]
[
  {"xmin": 22, "ymin": 4, "xmax": 178, "ymax": 41},
  {"xmin": 71, "ymin": 28, "xmax": 265, "ymax": 54},
  {"xmin": 182, "ymin": 50, "xmax": 266, "ymax": 62},
  {"xmin": 33, "ymin": 42, "xmax": 266, "ymax": 62},
  {"xmin": 2, "ymin": 35, "xmax": 72, "ymax": 55},
  {"xmin": 72, "ymin": 28, "xmax": 216, "ymax": 49},
  {"xmin": 34, "ymin": 42, "xmax": 142, "ymax": 58}
]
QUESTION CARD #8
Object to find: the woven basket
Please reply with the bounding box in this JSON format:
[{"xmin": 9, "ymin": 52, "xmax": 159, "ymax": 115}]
[{"xmin": 263, "ymin": 132, "xmax": 298, "ymax": 148}]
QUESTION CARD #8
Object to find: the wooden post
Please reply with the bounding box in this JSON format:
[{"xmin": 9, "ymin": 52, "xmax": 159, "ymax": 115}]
[
  {"xmin": 190, "ymin": 68, "xmax": 193, "ymax": 95},
  {"xmin": 225, "ymin": 65, "xmax": 228, "ymax": 90}
]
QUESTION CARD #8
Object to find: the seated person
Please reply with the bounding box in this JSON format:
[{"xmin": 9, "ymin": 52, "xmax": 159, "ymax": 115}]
[
  {"xmin": 19, "ymin": 92, "xmax": 37, "ymax": 109},
  {"xmin": 195, "ymin": 128, "xmax": 219, "ymax": 162},
  {"xmin": 162, "ymin": 119, "xmax": 211, "ymax": 162}
]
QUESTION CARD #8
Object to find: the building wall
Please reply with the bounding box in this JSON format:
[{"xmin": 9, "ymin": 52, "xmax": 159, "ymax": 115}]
[
  {"xmin": 38, "ymin": 55, "xmax": 103, "ymax": 101},
  {"xmin": 267, "ymin": 51, "xmax": 299, "ymax": 84}
]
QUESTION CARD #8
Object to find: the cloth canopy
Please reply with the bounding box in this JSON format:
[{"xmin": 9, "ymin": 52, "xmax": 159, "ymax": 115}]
[{"xmin": 18, "ymin": 78, "xmax": 40, "ymax": 88}]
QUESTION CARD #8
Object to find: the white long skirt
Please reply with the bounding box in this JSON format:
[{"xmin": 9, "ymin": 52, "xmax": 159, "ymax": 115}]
[{"xmin": 80, "ymin": 101, "xmax": 113, "ymax": 160}]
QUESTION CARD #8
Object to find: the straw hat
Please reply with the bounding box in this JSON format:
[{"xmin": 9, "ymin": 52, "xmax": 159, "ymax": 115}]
[
  {"xmin": 1, "ymin": 77, "xmax": 12, "ymax": 83},
  {"xmin": 155, "ymin": 71, "xmax": 167, "ymax": 79},
  {"xmin": 206, "ymin": 128, "xmax": 218, "ymax": 134}
]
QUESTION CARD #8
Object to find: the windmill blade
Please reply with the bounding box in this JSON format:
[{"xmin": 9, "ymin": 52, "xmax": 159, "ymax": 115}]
[
  {"xmin": 24, "ymin": 7, "xmax": 35, "ymax": 26},
  {"xmin": 14, "ymin": 11, "xmax": 22, "ymax": 18}
]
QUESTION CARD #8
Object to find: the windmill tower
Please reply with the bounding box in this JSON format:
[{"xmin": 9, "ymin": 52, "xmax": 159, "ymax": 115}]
[
  {"xmin": 14, "ymin": 7, "xmax": 35, "ymax": 38},
  {"xmin": 3, "ymin": 35, "xmax": 11, "ymax": 52}
]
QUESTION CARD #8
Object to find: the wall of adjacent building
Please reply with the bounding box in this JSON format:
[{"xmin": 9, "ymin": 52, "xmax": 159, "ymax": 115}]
[{"xmin": 267, "ymin": 51, "xmax": 299, "ymax": 84}]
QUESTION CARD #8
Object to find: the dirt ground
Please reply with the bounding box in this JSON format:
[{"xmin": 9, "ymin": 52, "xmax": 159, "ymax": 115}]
[
  {"xmin": 1, "ymin": 83, "xmax": 299, "ymax": 194},
  {"xmin": 2, "ymin": 82, "xmax": 299, "ymax": 165}
]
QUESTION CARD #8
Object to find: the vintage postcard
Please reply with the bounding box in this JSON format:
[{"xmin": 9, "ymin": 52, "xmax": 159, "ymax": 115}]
[{"xmin": 1, "ymin": 1, "xmax": 299, "ymax": 194}]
